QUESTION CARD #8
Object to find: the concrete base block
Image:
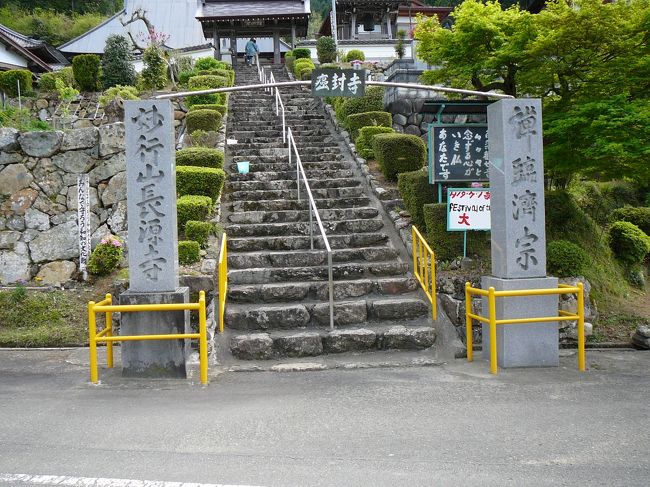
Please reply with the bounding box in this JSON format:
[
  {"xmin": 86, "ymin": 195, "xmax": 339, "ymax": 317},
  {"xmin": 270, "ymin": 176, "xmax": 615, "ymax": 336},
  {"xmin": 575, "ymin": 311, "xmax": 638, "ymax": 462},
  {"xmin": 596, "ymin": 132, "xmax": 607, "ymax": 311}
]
[
  {"xmin": 119, "ymin": 287, "xmax": 190, "ymax": 378},
  {"xmin": 481, "ymin": 276, "xmax": 559, "ymax": 368}
]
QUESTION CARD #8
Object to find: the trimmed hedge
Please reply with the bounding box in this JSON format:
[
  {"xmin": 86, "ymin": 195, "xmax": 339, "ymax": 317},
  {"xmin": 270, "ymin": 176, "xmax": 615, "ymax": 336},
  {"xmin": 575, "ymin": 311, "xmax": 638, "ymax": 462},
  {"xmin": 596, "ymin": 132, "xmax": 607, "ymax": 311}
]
[
  {"xmin": 185, "ymin": 109, "xmax": 222, "ymax": 134},
  {"xmin": 610, "ymin": 205, "xmax": 650, "ymax": 235},
  {"xmin": 317, "ymin": 36, "xmax": 337, "ymax": 63},
  {"xmin": 72, "ymin": 54, "xmax": 100, "ymax": 91},
  {"xmin": 423, "ymin": 203, "xmax": 463, "ymax": 262},
  {"xmin": 347, "ymin": 111, "xmax": 392, "ymax": 140},
  {"xmin": 345, "ymin": 49, "xmax": 365, "ymax": 62},
  {"xmin": 186, "ymin": 74, "xmax": 229, "ymax": 106},
  {"xmin": 356, "ymin": 126, "xmax": 394, "ymax": 159},
  {"xmin": 397, "ymin": 169, "xmax": 438, "ymax": 228},
  {"xmin": 373, "ymin": 133, "xmax": 426, "ymax": 181},
  {"xmin": 292, "ymin": 48, "xmax": 311, "ymax": 59},
  {"xmin": 188, "ymin": 103, "xmax": 228, "ymax": 116},
  {"xmin": 335, "ymin": 86, "xmax": 385, "ymax": 127},
  {"xmin": 0, "ymin": 70, "xmax": 32, "ymax": 97},
  {"xmin": 294, "ymin": 58, "xmax": 315, "ymax": 77},
  {"xmin": 176, "ymin": 166, "xmax": 226, "ymax": 201},
  {"xmin": 194, "ymin": 57, "xmax": 224, "ymax": 71},
  {"xmin": 185, "ymin": 220, "xmax": 213, "ymax": 248},
  {"xmin": 300, "ymin": 68, "xmax": 313, "ymax": 80},
  {"xmin": 176, "ymin": 147, "xmax": 224, "ymax": 169},
  {"xmin": 177, "ymin": 195, "xmax": 213, "ymax": 229},
  {"xmin": 608, "ymin": 221, "xmax": 650, "ymax": 267},
  {"xmin": 178, "ymin": 240, "xmax": 201, "ymax": 265},
  {"xmin": 547, "ymin": 240, "xmax": 590, "ymax": 277},
  {"xmin": 285, "ymin": 52, "xmax": 295, "ymax": 73}
]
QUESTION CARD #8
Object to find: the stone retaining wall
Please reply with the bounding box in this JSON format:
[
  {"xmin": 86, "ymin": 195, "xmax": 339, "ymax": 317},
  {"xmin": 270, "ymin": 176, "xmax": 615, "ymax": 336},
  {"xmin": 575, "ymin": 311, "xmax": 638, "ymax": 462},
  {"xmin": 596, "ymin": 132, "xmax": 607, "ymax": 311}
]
[{"xmin": 0, "ymin": 124, "xmax": 127, "ymax": 285}]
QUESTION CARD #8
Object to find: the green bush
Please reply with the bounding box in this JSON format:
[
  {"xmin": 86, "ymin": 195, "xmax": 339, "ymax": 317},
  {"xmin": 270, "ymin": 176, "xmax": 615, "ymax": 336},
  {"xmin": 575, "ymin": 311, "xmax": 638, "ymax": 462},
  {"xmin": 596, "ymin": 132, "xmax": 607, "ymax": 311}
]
[
  {"xmin": 178, "ymin": 240, "xmax": 201, "ymax": 265},
  {"xmin": 194, "ymin": 57, "xmax": 222, "ymax": 71},
  {"xmin": 547, "ymin": 240, "xmax": 590, "ymax": 277},
  {"xmin": 294, "ymin": 58, "xmax": 315, "ymax": 77},
  {"xmin": 176, "ymin": 147, "xmax": 224, "ymax": 168},
  {"xmin": 423, "ymin": 203, "xmax": 463, "ymax": 262},
  {"xmin": 87, "ymin": 235, "xmax": 123, "ymax": 276},
  {"xmin": 285, "ymin": 52, "xmax": 295, "ymax": 73},
  {"xmin": 72, "ymin": 54, "xmax": 100, "ymax": 91},
  {"xmin": 188, "ymin": 104, "xmax": 227, "ymax": 116},
  {"xmin": 186, "ymin": 74, "xmax": 228, "ymax": 106},
  {"xmin": 292, "ymin": 48, "xmax": 311, "ymax": 59},
  {"xmin": 99, "ymin": 85, "xmax": 139, "ymax": 107},
  {"xmin": 320, "ymin": 63, "xmax": 339, "ymax": 69},
  {"xmin": 101, "ymin": 34, "xmax": 136, "ymax": 88},
  {"xmin": 571, "ymin": 180, "xmax": 642, "ymax": 224},
  {"xmin": 335, "ymin": 86, "xmax": 385, "ymax": 127},
  {"xmin": 195, "ymin": 68, "xmax": 234, "ymax": 85},
  {"xmin": 346, "ymin": 111, "xmax": 392, "ymax": 140},
  {"xmin": 608, "ymin": 221, "xmax": 650, "ymax": 267},
  {"xmin": 178, "ymin": 70, "xmax": 193, "ymax": 86},
  {"xmin": 188, "ymin": 130, "xmax": 219, "ymax": 148},
  {"xmin": 177, "ymin": 195, "xmax": 213, "ymax": 229},
  {"xmin": 345, "ymin": 49, "xmax": 365, "ymax": 62},
  {"xmin": 0, "ymin": 70, "xmax": 32, "ymax": 97},
  {"xmin": 397, "ymin": 170, "xmax": 438, "ymax": 228},
  {"xmin": 185, "ymin": 221, "xmax": 213, "ymax": 248},
  {"xmin": 356, "ymin": 126, "xmax": 395, "ymax": 159},
  {"xmin": 37, "ymin": 72, "xmax": 58, "ymax": 92},
  {"xmin": 300, "ymin": 68, "xmax": 314, "ymax": 80},
  {"xmin": 317, "ymin": 36, "xmax": 337, "ymax": 63},
  {"xmin": 141, "ymin": 45, "xmax": 167, "ymax": 91},
  {"xmin": 176, "ymin": 166, "xmax": 226, "ymax": 201},
  {"xmin": 373, "ymin": 133, "xmax": 426, "ymax": 181},
  {"xmin": 0, "ymin": 107, "xmax": 50, "ymax": 131},
  {"xmin": 185, "ymin": 109, "xmax": 222, "ymax": 134},
  {"xmin": 610, "ymin": 206, "xmax": 650, "ymax": 235}
]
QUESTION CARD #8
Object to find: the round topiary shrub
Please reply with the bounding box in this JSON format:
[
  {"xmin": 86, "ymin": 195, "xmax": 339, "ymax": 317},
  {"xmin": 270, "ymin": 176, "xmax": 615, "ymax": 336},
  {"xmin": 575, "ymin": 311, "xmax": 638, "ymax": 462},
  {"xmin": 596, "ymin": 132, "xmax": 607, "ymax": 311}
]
[
  {"xmin": 0, "ymin": 70, "xmax": 33, "ymax": 97},
  {"xmin": 101, "ymin": 34, "xmax": 136, "ymax": 88},
  {"xmin": 608, "ymin": 221, "xmax": 650, "ymax": 266},
  {"xmin": 610, "ymin": 205, "xmax": 650, "ymax": 235},
  {"xmin": 546, "ymin": 240, "xmax": 590, "ymax": 277},
  {"xmin": 346, "ymin": 111, "xmax": 392, "ymax": 140},
  {"xmin": 177, "ymin": 195, "xmax": 213, "ymax": 229},
  {"xmin": 185, "ymin": 220, "xmax": 214, "ymax": 248},
  {"xmin": 87, "ymin": 235, "xmax": 123, "ymax": 276},
  {"xmin": 317, "ymin": 36, "xmax": 337, "ymax": 63},
  {"xmin": 356, "ymin": 126, "xmax": 395, "ymax": 159},
  {"xmin": 178, "ymin": 240, "xmax": 201, "ymax": 265},
  {"xmin": 194, "ymin": 57, "xmax": 222, "ymax": 71},
  {"xmin": 292, "ymin": 48, "xmax": 312, "ymax": 60},
  {"xmin": 72, "ymin": 54, "xmax": 101, "ymax": 91},
  {"xmin": 345, "ymin": 49, "xmax": 365, "ymax": 62},
  {"xmin": 38, "ymin": 72, "xmax": 59, "ymax": 92},
  {"xmin": 335, "ymin": 86, "xmax": 385, "ymax": 127},
  {"xmin": 185, "ymin": 109, "xmax": 223, "ymax": 134},
  {"xmin": 176, "ymin": 166, "xmax": 226, "ymax": 201},
  {"xmin": 373, "ymin": 133, "xmax": 426, "ymax": 181},
  {"xmin": 188, "ymin": 104, "xmax": 227, "ymax": 116}
]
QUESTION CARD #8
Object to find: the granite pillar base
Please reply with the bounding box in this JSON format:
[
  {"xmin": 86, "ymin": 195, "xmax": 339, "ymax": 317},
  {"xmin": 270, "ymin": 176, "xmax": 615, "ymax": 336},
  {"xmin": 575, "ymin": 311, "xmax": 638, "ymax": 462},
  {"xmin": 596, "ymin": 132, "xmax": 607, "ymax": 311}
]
[
  {"xmin": 119, "ymin": 287, "xmax": 190, "ymax": 378},
  {"xmin": 481, "ymin": 276, "xmax": 559, "ymax": 368}
]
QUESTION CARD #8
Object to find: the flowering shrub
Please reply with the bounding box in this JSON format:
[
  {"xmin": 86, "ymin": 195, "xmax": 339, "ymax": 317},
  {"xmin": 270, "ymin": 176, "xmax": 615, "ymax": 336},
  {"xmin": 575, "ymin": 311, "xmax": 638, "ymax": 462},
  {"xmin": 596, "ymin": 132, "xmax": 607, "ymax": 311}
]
[{"xmin": 88, "ymin": 235, "xmax": 124, "ymax": 276}]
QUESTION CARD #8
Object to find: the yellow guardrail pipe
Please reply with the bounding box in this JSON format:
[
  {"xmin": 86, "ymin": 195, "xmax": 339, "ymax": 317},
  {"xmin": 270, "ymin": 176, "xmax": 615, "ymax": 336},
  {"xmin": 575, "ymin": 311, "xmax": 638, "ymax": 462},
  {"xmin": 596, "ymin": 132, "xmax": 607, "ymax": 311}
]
[
  {"xmin": 218, "ymin": 234, "xmax": 228, "ymax": 333},
  {"xmin": 411, "ymin": 226, "xmax": 437, "ymax": 321},
  {"xmin": 464, "ymin": 282, "xmax": 586, "ymax": 374},
  {"xmin": 88, "ymin": 290, "xmax": 209, "ymax": 385}
]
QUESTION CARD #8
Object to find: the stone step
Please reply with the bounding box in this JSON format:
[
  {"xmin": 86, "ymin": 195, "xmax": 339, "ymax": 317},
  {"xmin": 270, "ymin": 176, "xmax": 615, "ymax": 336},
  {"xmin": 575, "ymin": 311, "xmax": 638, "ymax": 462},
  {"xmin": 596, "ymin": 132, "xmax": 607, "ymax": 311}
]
[
  {"xmin": 227, "ymin": 206, "xmax": 378, "ymax": 224},
  {"xmin": 229, "ymin": 152, "xmax": 345, "ymax": 163},
  {"xmin": 227, "ymin": 232, "xmax": 390, "ymax": 252},
  {"xmin": 228, "ymin": 186, "xmax": 364, "ymax": 202},
  {"xmin": 228, "ymin": 261, "xmax": 408, "ymax": 285},
  {"xmin": 224, "ymin": 295, "xmax": 429, "ymax": 330},
  {"xmin": 227, "ymin": 177, "xmax": 361, "ymax": 192},
  {"xmin": 228, "ymin": 161, "xmax": 350, "ymax": 173},
  {"xmin": 228, "ymin": 247, "xmax": 398, "ymax": 269},
  {"xmin": 226, "ymin": 217, "xmax": 384, "ymax": 238},
  {"xmin": 226, "ymin": 277, "xmax": 419, "ymax": 303},
  {"xmin": 229, "ymin": 324, "xmax": 436, "ymax": 359},
  {"xmin": 229, "ymin": 168, "xmax": 354, "ymax": 182},
  {"xmin": 228, "ymin": 196, "xmax": 371, "ymax": 212}
]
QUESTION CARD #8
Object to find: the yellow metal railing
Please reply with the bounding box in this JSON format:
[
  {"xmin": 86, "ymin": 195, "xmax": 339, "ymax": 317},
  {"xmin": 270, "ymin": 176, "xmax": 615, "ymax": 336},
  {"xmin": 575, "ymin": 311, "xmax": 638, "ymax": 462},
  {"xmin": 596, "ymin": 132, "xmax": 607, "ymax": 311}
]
[
  {"xmin": 411, "ymin": 225, "xmax": 437, "ymax": 320},
  {"xmin": 218, "ymin": 233, "xmax": 228, "ymax": 333},
  {"xmin": 465, "ymin": 282, "xmax": 586, "ymax": 375},
  {"xmin": 88, "ymin": 291, "xmax": 209, "ymax": 385}
]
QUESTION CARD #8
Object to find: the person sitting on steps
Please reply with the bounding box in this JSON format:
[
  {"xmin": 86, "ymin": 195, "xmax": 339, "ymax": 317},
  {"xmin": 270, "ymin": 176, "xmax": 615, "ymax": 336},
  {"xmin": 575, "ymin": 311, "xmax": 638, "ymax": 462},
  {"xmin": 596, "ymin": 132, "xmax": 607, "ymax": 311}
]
[{"xmin": 245, "ymin": 38, "xmax": 259, "ymax": 67}]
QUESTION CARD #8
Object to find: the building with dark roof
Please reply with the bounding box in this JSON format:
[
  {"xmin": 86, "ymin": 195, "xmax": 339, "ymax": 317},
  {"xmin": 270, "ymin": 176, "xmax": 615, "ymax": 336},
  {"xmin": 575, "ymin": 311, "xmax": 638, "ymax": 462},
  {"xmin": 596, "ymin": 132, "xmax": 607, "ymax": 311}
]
[{"xmin": 0, "ymin": 24, "xmax": 68, "ymax": 72}]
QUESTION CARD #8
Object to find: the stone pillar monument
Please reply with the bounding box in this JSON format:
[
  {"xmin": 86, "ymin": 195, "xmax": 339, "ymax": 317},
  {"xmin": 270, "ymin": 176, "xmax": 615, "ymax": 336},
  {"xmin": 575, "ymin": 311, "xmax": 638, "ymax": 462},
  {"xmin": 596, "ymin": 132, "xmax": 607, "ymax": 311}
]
[
  {"xmin": 483, "ymin": 99, "xmax": 559, "ymax": 367},
  {"xmin": 120, "ymin": 99, "xmax": 189, "ymax": 378}
]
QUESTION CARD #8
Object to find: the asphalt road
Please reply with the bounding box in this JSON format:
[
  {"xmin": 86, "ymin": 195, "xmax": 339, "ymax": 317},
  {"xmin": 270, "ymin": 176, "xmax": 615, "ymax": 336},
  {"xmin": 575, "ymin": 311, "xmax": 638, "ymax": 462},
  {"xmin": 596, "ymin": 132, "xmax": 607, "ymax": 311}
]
[{"xmin": 0, "ymin": 348, "xmax": 649, "ymax": 487}]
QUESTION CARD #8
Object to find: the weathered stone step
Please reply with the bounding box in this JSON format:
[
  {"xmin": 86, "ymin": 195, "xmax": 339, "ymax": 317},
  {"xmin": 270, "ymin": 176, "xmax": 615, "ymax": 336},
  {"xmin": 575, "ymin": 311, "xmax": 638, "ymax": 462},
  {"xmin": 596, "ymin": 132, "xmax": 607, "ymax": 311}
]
[
  {"xmin": 228, "ymin": 160, "xmax": 350, "ymax": 173},
  {"xmin": 229, "ymin": 324, "xmax": 436, "ymax": 359},
  {"xmin": 229, "ymin": 186, "xmax": 363, "ymax": 202},
  {"xmin": 229, "ymin": 196, "xmax": 371, "ymax": 212},
  {"xmin": 229, "ymin": 152, "xmax": 344, "ymax": 163},
  {"xmin": 226, "ymin": 218, "xmax": 384, "ymax": 238},
  {"xmin": 229, "ymin": 168, "xmax": 353, "ymax": 182},
  {"xmin": 228, "ymin": 247, "xmax": 398, "ymax": 269},
  {"xmin": 229, "ymin": 146, "xmax": 341, "ymax": 156},
  {"xmin": 227, "ymin": 177, "xmax": 361, "ymax": 192},
  {"xmin": 224, "ymin": 295, "xmax": 429, "ymax": 330},
  {"xmin": 227, "ymin": 206, "xmax": 378, "ymax": 224},
  {"xmin": 228, "ymin": 261, "xmax": 408, "ymax": 285},
  {"xmin": 227, "ymin": 232, "xmax": 390, "ymax": 252},
  {"xmin": 227, "ymin": 277, "xmax": 419, "ymax": 304}
]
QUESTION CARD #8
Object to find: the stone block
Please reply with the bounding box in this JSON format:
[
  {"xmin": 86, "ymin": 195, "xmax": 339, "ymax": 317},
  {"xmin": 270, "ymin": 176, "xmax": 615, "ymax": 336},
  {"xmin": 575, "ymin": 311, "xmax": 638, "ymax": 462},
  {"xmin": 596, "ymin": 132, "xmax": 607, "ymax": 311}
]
[
  {"xmin": 61, "ymin": 127, "xmax": 98, "ymax": 151},
  {"xmin": 24, "ymin": 208, "xmax": 50, "ymax": 231},
  {"xmin": 119, "ymin": 287, "xmax": 190, "ymax": 378},
  {"xmin": 52, "ymin": 149, "xmax": 94, "ymax": 173},
  {"xmin": 0, "ymin": 248, "xmax": 31, "ymax": 283},
  {"xmin": 312, "ymin": 300, "xmax": 366, "ymax": 326},
  {"xmin": 98, "ymin": 123, "xmax": 125, "ymax": 157},
  {"xmin": 393, "ymin": 114, "xmax": 408, "ymax": 126},
  {"xmin": 230, "ymin": 333, "xmax": 274, "ymax": 359},
  {"xmin": 1, "ymin": 188, "xmax": 38, "ymax": 216},
  {"xmin": 273, "ymin": 332, "xmax": 323, "ymax": 357},
  {"xmin": 29, "ymin": 220, "xmax": 78, "ymax": 262},
  {"xmin": 36, "ymin": 260, "xmax": 76, "ymax": 285},
  {"xmin": 0, "ymin": 127, "xmax": 19, "ymax": 152},
  {"xmin": 369, "ymin": 298, "xmax": 428, "ymax": 320},
  {"xmin": 88, "ymin": 152, "xmax": 125, "ymax": 184},
  {"xmin": 19, "ymin": 131, "xmax": 63, "ymax": 157},
  {"xmin": 323, "ymin": 328, "xmax": 376, "ymax": 353},
  {"xmin": 381, "ymin": 326, "xmax": 436, "ymax": 350},
  {"xmin": 481, "ymin": 276, "xmax": 559, "ymax": 368},
  {"xmin": 100, "ymin": 171, "xmax": 126, "ymax": 206},
  {"xmin": 0, "ymin": 164, "xmax": 34, "ymax": 196}
]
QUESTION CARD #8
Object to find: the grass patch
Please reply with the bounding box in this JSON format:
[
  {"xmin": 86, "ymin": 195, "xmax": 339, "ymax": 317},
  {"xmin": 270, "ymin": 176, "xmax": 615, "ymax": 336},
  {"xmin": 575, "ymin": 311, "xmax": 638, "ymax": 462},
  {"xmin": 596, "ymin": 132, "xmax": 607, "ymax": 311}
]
[{"xmin": 0, "ymin": 288, "xmax": 88, "ymax": 347}]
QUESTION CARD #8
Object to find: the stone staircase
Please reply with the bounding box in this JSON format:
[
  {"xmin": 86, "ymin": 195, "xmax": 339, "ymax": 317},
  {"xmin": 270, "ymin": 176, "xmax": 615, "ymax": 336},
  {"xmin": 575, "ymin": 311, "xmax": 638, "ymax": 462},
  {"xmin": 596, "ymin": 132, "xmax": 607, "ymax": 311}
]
[{"xmin": 219, "ymin": 63, "xmax": 437, "ymax": 361}]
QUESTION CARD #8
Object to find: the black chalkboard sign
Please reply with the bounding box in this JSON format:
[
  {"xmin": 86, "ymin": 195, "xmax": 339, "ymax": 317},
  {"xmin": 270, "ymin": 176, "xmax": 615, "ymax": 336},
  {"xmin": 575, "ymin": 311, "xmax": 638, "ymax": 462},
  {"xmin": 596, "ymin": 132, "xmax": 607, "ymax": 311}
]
[{"xmin": 428, "ymin": 124, "xmax": 489, "ymax": 183}]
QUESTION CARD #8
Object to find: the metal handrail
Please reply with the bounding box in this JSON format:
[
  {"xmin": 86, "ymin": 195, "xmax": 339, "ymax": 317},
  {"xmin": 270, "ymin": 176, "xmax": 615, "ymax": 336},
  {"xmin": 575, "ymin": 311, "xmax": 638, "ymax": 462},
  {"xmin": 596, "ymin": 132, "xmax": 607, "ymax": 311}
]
[
  {"xmin": 287, "ymin": 126, "xmax": 335, "ymax": 330},
  {"xmin": 218, "ymin": 233, "xmax": 228, "ymax": 333},
  {"xmin": 411, "ymin": 225, "xmax": 437, "ymax": 320},
  {"xmin": 267, "ymin": 71, "xmax": 286, "ymax": 143}
]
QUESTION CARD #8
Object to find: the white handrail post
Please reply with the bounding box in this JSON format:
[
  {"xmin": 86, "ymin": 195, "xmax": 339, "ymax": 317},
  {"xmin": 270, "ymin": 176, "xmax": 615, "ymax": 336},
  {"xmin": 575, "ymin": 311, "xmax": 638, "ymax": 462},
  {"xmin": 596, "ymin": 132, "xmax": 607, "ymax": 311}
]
[
  {"xmin": 309, "ymin": 204, "xmax": 314, "ymax": 250},
  {"xmin": 282, "ymin": 108, "xmax": 286, "ymax": 144},
  {"xmin": 328, "ymin": 250, "xmax": 334, "ymax": 330}
]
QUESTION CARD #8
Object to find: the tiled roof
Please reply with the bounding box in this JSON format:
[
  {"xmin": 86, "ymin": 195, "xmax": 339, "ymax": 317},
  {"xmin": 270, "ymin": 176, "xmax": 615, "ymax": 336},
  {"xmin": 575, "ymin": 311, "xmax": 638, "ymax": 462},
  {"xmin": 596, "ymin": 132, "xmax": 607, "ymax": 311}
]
[
  {"xmin": 198, "ymin": 0, "xmax": 309, "ymax": 19},
  {"xmin": 0, "ymin": 24, "xmax": 44, "ymax": 48}
]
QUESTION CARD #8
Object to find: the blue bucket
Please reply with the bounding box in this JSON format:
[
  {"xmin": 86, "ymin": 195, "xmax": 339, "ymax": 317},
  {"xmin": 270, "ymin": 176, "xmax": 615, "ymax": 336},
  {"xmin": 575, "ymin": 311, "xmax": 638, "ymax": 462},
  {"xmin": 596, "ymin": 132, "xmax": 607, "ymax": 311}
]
[{"xmin": 236, "ymin": 161, "xmax": 250, "ymax": 174}]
